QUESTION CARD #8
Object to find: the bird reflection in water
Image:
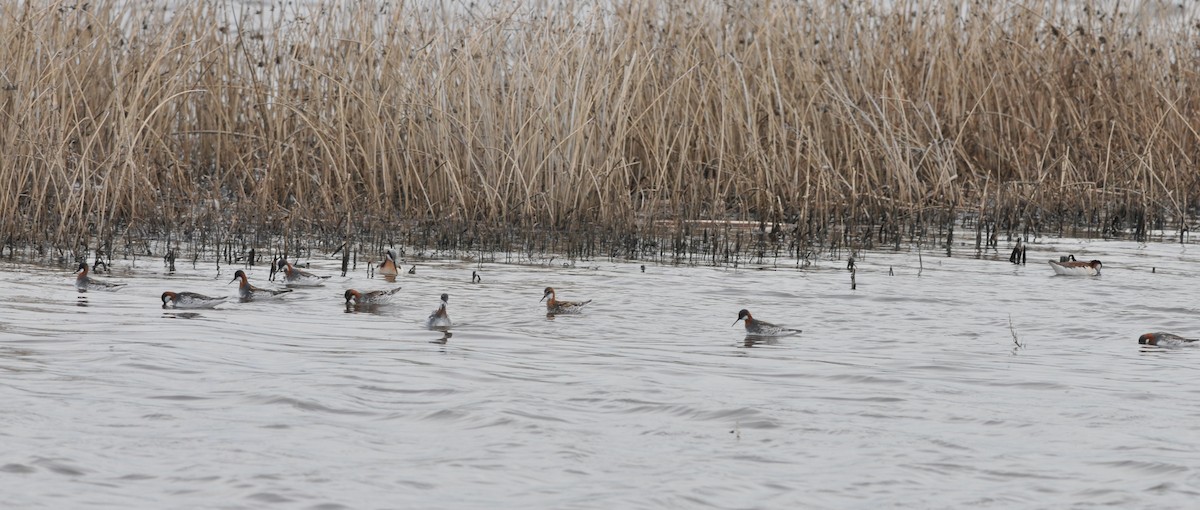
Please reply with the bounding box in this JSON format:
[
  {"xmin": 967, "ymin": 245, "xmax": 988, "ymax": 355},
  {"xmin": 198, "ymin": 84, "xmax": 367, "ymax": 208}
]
[
  {"xmin": 742, "ymin": 335, "xmax": 782, "ymax": 348},
  {"xmin": 430, "ymin": 331, "xmax": 453, "ymax": 344}
]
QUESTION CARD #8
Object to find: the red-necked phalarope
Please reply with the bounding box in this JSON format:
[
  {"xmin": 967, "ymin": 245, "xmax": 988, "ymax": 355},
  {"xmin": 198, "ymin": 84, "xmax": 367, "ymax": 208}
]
[
  {"xmin": 74, "ymin": 262, "xmax": 124, "ymax": 292},
  {"xmin": 426, "ymin": 293, "xmax": 452, "ymax": 329},
  {"xmin": 344, "ymin": 287, "xmax": 402, "ymax": 305},
  {"xmin": 161, "ymin": 291, "xmax": 228, "ymax": 309},
  {"xmin": 1048, "ymin": 255, "xmax": 1102, "ymax": 276},
  {"xmin": 275, "ymin": 259, "xmax": 330, "ymax": 286},
  {"xmin": 733, "ymin": 309, "xmax": 801, "ymax": 336},
  {"xmin": 378, "ymin": 249, "xmax": 400, "ymax": 277},
  {"xmin": 541, "ymin": 287, "xmax": 591, "ymax": 314},
  {"xmin": 1138, "ymin": 332, "xmax": 1198, "ymax": 347},
  {"xmin": 230, "ymin": 270, "xmax": 293, "ymax": 301}
]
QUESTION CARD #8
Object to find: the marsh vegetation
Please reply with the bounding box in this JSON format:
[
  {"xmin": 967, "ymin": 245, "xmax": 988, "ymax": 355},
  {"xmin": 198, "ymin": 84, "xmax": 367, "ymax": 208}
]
[{"xmin": 2, "ymin": 0, "xmax": 1198, "ymax": 263}]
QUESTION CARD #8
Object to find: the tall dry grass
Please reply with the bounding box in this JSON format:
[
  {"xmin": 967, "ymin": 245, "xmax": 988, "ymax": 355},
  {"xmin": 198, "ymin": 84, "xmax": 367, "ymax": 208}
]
[{"xmin": 2, "ymin": 0, "xmax": 1199, "ymax": 259}]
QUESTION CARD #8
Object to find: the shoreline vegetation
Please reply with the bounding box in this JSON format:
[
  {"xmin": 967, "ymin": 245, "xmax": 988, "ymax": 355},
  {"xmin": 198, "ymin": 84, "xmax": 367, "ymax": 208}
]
[{"xmin": 2, "ymin": 1, "xmax": 1199, "ymax": 265}]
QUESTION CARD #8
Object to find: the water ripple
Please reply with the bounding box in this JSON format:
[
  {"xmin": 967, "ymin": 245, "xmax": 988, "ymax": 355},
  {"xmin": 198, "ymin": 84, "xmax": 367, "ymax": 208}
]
[{"xmin": 2, "ymin": 242, "xmax": 1200, "ymax": 508}]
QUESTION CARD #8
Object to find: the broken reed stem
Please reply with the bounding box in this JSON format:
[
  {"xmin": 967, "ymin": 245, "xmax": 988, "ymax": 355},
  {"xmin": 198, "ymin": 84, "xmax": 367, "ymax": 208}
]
[{"xmin": 1, "ymin": 0, "xmax": 1198, "ymax": 258}]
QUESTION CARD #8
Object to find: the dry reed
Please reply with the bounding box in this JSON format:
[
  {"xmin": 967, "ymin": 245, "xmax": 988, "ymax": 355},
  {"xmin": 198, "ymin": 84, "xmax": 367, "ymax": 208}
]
[{"xmin": 2, "ymin": 0, "xmax": 1199, "ymax": 262}]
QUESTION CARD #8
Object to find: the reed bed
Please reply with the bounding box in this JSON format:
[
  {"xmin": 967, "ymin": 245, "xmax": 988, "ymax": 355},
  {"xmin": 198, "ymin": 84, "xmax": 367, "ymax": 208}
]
[{"xmin": 2, "ymin": 0, "xmax": 1200, "ymax": 264}]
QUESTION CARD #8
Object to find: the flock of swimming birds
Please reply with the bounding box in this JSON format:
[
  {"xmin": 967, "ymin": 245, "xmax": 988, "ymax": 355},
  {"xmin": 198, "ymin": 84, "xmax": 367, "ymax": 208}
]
[
  {"xmin": 73, "ymin": 248, "xmax": 595, "ymax": 332},
  {"xmin": 69, "ymin": 248, "xmax": 1196, "ymax": 346}
]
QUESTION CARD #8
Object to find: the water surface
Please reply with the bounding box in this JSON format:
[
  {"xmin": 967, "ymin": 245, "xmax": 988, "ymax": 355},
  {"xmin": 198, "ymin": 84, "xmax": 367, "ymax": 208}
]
[{"xmin": 2, "ymin": 239, "xmax": 1199, "ymax": 508}]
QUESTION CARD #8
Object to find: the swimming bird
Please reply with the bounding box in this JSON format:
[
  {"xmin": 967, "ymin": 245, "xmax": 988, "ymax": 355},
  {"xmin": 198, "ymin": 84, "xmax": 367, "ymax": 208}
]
[
  {"xmin": 378, "ymin": 248, "xmax": 400, "ymax": 277},
  {"xmin": 161, "ymin": 291, "xmax": 228, "ymax": 309},
  {"xmin": 230, "ymin": 270, "xmax": 293, "ymax": 301},
  {"xmin": 1048, "ymin": 255, "xmax": 1102, "ymax": 276},
  {"xmin": 733, "ymin": 309, "xmax": 801, "ymax": 337},
  {"xmin": 471, "ymin": 270, "xmax": 481, "ymax": 283},
  {"xmin": 1138, "ymin": 332, "xmax": 1199, "ymax": 347},
  {"xmin": 344, "ymin": 287, "xmax": 402, "ymax": 306},
  {"xmin": 426, "ymin": 293, "xmax": 452, "ymax": 329},
  {"xmin": 275, "ymin": 259, "xmax": 330, "ymax": 286},
  {"xmin": 541, "ymin": 287, "xmax": 591, "ymax": 314},
  {"xmin": 74, "ymin": 262, "xmax": 124, "ymax": 291}
]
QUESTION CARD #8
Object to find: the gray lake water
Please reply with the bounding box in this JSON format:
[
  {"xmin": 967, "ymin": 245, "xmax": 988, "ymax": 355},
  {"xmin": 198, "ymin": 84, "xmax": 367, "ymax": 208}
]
[{"xmin": 1, "ymin": 239, "xmax": 1199, "ymax": 509}]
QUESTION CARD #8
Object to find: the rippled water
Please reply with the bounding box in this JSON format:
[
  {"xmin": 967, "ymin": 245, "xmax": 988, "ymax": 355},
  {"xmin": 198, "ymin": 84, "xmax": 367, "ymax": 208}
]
[{"xmin": 2, "ymin": 239, "xmax": 1199, "ymax": 508}]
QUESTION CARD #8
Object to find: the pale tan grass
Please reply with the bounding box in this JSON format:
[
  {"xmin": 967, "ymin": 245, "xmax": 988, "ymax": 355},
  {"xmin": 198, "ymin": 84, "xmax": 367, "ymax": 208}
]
[{"xmin": 1, "ymin": 0, "xmax": 1198, "ymax": 255}]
